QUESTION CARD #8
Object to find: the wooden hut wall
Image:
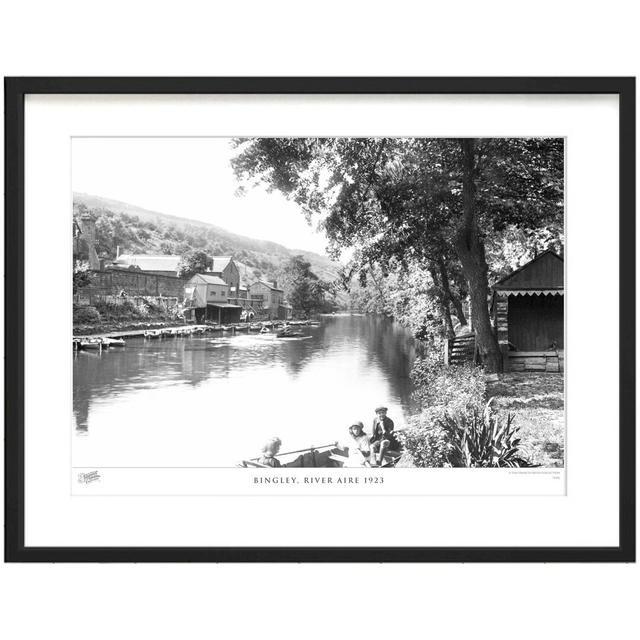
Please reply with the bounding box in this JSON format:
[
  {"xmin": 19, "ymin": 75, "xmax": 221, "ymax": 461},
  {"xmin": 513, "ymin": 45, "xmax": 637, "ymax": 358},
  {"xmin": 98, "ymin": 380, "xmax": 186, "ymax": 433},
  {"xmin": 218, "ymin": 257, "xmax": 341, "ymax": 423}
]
[{"xmin": 508, "ymin": 294, "xmax": 564, "ymax": 351}]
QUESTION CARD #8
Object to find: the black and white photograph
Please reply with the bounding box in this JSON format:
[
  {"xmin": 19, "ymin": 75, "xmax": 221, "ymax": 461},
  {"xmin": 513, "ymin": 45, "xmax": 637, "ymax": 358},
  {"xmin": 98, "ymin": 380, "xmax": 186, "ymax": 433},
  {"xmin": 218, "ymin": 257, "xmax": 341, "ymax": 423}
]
[{"xmin": 72, "ymin": 136, "xmax": 565, "ymax": 478}]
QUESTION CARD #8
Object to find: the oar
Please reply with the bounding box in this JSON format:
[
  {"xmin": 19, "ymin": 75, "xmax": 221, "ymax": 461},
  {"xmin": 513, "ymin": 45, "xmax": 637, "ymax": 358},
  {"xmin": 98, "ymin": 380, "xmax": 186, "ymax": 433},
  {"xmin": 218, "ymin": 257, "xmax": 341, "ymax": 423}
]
[{"xmin": 249, "ymin": 443, "xmax": 337, "ymax": 462}]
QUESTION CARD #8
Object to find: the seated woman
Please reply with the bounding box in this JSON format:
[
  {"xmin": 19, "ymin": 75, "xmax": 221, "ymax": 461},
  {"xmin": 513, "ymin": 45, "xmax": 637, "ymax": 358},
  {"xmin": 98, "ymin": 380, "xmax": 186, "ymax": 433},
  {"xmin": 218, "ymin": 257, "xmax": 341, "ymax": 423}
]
[
  {"xmin": 342, "ymin": 421, "xmax": 373, "ymax": 467},
  {"xmin": 258, "ymin": 437, "xmax": 283, "ymax": 468}
]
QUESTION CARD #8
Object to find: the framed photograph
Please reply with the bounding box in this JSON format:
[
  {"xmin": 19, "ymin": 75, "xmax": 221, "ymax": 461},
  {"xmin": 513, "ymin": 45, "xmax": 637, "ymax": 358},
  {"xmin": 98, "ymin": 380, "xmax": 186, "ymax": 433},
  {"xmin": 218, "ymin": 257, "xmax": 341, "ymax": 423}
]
[{"xmin": 5, "ymin": 77, "xmax": 635, "ymax": 562}]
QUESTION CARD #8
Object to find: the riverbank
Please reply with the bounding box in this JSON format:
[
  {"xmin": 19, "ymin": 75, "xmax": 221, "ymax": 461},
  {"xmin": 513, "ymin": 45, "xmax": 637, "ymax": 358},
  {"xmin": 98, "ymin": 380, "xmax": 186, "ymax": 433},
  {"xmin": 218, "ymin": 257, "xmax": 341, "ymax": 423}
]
[
  {"xmin": 487, "ymin": 372, "xmax": 564, "ymax": 467},
  {"xmin": 74, "ymin": 319, "xmax": 187, "ymax": 336}
]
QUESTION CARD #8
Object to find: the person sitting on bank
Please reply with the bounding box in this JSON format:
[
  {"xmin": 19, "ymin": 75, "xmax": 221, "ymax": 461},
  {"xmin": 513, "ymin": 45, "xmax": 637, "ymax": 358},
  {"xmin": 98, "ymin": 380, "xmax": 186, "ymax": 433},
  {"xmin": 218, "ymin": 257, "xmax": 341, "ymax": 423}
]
[
  {"xmin": 343, "ymin": 421, "xmax": 373, "ymax": 467},
  {"xmin": 370, "ymin": 406, "xmax": 401, "ymax": 466},
  {"xmin": 258, "ymin": 437, "xmax": 283, "ymax": 468}
]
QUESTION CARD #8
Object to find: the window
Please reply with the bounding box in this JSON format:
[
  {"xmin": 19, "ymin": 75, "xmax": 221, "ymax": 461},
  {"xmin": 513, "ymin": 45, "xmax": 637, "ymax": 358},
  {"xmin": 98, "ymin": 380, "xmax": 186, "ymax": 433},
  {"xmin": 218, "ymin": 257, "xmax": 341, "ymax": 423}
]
[{"xmin": 210, "ymin": 290, "xmax": 216, "ymax": 296}]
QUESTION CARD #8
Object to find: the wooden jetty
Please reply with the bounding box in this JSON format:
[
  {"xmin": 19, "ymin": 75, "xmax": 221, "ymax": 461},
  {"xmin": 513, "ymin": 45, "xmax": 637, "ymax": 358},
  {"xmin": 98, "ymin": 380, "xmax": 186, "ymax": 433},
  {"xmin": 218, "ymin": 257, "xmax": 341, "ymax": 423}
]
[{"xmin": 72, "ymin": 319, "xmax": 321, "ymax": 348}]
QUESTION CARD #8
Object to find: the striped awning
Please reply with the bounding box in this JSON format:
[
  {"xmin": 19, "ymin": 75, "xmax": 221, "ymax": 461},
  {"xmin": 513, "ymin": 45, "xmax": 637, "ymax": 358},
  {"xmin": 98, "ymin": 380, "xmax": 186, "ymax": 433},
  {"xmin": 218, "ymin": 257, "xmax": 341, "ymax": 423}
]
[{"xmin": 496, "ymin": 289, "xmax": 563, "ymax": 297}]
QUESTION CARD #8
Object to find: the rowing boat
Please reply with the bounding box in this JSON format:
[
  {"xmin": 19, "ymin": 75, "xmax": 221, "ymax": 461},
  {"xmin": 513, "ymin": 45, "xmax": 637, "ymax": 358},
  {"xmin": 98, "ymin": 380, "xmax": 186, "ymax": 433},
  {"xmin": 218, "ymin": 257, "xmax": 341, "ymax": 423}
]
[
  {"xmin": 102, "ymin": 337, "xmax": 125, "ymax": 347},
  {"xmin": 276, "ymin": 330, "xmax": 305, "ymax": 338},
  {"xmin": 238, "ymin": 444, "xmax": 401, "ymax": 468},
  {"xmin": 80, "ymin": 339, "xmax": 103, "ymax": 350}
]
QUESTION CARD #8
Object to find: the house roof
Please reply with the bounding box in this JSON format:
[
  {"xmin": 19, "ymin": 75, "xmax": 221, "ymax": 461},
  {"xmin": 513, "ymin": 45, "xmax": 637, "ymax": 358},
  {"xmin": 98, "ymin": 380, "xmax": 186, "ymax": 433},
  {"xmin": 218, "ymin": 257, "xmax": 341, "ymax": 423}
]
[
  {"xmin": 206, "ymin": 302, "xmax": 242, "ymax": 309},
  {"xmin": 251, "ymin": 280, "xmax": 284, "ymax": 292},
  {"xmin": 492, "ymin": 250, "xmax": 564, "ymax": 291},
  {"xmin": 210, "ymin": 256, "xmax": 234, "ymax": 273},
  {"xmin": 190, "ymin": 274, "xmax": 228, "ymax": 286},
  {"xmin": 113, "ymin": 254, "xmax": 181, "ymax": 273}
]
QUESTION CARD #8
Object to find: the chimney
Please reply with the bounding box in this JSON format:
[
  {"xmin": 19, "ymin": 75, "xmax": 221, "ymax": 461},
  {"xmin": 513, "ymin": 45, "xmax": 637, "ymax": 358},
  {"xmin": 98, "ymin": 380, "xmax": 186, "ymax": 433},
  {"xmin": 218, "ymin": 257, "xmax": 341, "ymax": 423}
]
[
  {"xmin": 272, "ymin": 280, "xmax": 277, "ymax": 288},
  {"xmin": 79, "ymin": 212, "xmax": 100, "ymax": 271}
]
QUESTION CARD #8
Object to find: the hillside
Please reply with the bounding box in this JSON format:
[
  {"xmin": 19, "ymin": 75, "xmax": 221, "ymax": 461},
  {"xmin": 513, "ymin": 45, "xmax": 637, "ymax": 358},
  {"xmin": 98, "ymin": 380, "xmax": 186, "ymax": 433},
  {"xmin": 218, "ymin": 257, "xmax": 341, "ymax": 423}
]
[{"xmin": 73, "ymin": 192, "xmax": 340, "ymax": 284}]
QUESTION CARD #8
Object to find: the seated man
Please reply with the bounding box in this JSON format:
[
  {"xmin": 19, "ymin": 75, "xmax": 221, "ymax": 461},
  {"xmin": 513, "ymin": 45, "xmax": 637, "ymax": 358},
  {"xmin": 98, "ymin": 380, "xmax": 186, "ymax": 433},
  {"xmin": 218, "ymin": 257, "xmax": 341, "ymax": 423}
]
[{"xmin": 370, "ymin": 406, "xmax": 401, "ymax": 466}]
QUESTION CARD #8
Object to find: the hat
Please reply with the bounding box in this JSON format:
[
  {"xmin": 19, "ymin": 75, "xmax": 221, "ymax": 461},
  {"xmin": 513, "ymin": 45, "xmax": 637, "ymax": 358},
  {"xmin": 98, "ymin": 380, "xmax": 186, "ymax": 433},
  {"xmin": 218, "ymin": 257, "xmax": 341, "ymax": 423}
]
[
  {"xmin": 350, "ymin": 420, "xmax": 364, "ymax": 430},
  {"xmin": 375, "ymin": 406, "xmax": 388, "ymax": 413}
]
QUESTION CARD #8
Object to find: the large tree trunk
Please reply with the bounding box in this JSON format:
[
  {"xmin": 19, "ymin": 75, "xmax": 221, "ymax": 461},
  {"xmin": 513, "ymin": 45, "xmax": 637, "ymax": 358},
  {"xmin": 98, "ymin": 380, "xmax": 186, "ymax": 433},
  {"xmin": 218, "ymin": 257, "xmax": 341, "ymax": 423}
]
[
  {"xmin": 454, "ymin": 139, "xmax": 503, "ymax": 373},
  {"xmin": 437, "ymin": 257, "xmax": 467, "ymax": 327},
  {"xmin": 429, "ymin": 265, "xmax": 455, "ymax": 339},
  {"xmin": 450, "ymin": 294, "xmax": 467, "ymax": 327}
]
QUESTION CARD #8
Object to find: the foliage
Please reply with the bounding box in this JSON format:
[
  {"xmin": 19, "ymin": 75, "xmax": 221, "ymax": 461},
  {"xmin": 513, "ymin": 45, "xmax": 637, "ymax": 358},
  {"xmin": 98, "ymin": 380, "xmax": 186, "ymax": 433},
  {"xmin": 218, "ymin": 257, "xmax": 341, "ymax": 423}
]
[
  {"xmin": 232, "ymin": 137, "xmax": 564, "ymax": 371},
  {"xmin": 73, "ymin": 265, "xmax": 93, "ymax": 293},
  {"xmin": 278, "ymin": 255, "xmax": 329, "ymax": 316},
  {"xmin": 411, "ymin": 353, "xmax": 486, "ymax": 416},
  {"xmin": 438, "ymin": 401, "xmax": 531, "ymax": 468},
  {"xmin": 397, "ymin": 356, "xmax": 530, "ymax": 468},
  {"xmin": 398, "ymin": 411, "xmax": 452, "ymax": 468},
  {"xmin": 399, "ymin": 399, "xmax": 531, "ymax": 468},
  {"xmin": 73, "ymin": 304, "xmax": 101, "ymax": 324},
  {"xmin": 177, "ymin": 249, "xmax": 210, "ymax": 279}
]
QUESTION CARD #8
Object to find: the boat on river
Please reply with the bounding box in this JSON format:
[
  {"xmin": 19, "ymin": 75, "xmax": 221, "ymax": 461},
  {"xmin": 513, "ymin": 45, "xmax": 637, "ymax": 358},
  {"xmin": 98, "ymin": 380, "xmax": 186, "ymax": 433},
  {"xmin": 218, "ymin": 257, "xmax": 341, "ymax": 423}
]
[
  {"xmin": 238, "ymin": 444, "xmax": 401, "ymax": 468},
  {"xmin": 144, "ymin": 329, "xmax": 163, "ymax": 339},
  {"xmin": 102, "ymin": 337, "xmax": 125, "ymax": 347},
  {"xmin": 79, "ymin": 338, "xmax": 104, "ymax": 350}
]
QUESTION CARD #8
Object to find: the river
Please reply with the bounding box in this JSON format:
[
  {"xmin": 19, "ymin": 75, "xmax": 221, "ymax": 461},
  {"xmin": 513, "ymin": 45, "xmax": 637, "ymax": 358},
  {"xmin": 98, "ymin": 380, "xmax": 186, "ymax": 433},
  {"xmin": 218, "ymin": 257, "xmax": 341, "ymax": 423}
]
[{"xmin": 73, "ymin": 314, "xmax": 418, "ymax": 467}]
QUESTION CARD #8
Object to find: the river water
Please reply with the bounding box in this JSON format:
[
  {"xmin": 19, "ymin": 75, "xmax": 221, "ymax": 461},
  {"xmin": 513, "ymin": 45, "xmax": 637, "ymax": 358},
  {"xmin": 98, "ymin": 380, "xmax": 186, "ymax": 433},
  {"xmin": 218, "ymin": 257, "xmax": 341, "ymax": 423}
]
[{"xmin": 73, "ymin": 315, "xmax": 418, "ymax": 467}]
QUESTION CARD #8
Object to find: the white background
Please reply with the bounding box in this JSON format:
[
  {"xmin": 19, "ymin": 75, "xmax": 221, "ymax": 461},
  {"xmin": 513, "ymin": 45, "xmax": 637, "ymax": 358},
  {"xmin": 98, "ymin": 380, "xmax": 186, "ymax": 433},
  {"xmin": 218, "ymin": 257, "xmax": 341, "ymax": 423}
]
[{"xmin": 1, "ymin": 1, "xmax": 638, "ymax": 639}]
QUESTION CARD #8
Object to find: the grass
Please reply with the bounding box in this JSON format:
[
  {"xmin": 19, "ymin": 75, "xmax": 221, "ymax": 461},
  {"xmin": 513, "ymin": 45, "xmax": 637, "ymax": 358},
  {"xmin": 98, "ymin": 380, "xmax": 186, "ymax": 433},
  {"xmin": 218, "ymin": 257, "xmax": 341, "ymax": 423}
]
[{"xmin": 486, "ymin": 372, "xmax": 565, "ymax": 467}]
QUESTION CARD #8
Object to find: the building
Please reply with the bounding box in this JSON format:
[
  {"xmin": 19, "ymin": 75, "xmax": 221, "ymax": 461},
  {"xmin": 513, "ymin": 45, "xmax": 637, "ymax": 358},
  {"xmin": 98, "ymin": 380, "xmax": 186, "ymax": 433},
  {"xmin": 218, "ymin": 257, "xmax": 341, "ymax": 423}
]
[
  {"xmin": 209, "ymin": 256, "xmax": 240, "ymax": 291},
  {"xmin": 491, "ymin": 250, "xmax": 564, "ymax": 372},
  {"xmin": 109, "ymin": 254, "xmax": 182, "ymax": 277},
  {"xmin": 249, "ymin": 280, "xmax": 292, "ymax": 320},
  {"xmin": 183, "ymin": 273, "xmax": 242, "ymax": 324}
]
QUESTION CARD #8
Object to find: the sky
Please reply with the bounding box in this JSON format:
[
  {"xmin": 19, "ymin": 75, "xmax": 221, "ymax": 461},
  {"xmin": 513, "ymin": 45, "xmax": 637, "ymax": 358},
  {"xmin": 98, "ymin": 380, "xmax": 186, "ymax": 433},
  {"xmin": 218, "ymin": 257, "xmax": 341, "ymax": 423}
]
[{"xmin": 72, "ymin": 137, "xmax": 331, "ymax": 255}]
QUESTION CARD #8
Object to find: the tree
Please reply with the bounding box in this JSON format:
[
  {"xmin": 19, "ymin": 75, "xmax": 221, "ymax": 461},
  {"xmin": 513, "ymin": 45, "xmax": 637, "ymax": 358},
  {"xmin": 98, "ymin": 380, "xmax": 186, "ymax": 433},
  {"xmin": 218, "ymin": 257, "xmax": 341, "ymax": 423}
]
[
  {"xmin": 178, "ymin": 250, "xmax": 210, "ymax": 279},
  {"xmin": 278, "ymin": 255, "xmax": 327, "ymax": 316},
  {"xmin": 73, "ymin": 265, "xmax": 93, "ymax": 293},
  {"xmin": 233, "ymin": 137, "xmax": 563, "ymax": 372}
]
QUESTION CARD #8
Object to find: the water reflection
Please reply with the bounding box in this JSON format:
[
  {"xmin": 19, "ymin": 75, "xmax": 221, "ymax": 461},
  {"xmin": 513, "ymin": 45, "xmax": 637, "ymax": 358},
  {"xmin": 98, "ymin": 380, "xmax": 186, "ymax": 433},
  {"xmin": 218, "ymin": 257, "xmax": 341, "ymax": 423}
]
[{"xmin": 73, "ymin": 315, "xmax": 418, "ymax": 466}]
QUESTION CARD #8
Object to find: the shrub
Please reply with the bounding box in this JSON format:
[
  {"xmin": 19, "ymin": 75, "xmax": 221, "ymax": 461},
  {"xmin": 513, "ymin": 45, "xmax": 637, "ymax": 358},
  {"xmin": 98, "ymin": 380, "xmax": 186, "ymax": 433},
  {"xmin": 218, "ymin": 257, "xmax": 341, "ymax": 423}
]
[
  {"xmin": 411, "ymin": 353, "xmax": 486, "ymax": 415},
  {"xmin": 399, "ymin": 401, "xmax": 531, "ymax": 468},
  {"xmin": 72, "ymin": 266, "xmax": 93, "ymax": 293},
  {"xmin": 73, "ymin": 304, "xmax": 101, "ymax": 324},
  {"xmin": 397, "ymin": 408, "xmax": 452, "ymax": 467},
  {"xmin": 440, "ymin": 400, "xmax": 531, "ymax": 467}
]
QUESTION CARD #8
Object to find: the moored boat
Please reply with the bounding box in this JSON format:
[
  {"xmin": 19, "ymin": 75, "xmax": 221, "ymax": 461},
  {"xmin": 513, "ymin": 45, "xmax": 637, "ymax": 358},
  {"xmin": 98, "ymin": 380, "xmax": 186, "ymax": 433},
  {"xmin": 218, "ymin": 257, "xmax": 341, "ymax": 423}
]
[
  {"xmin": 102, "ymin": 337, "xmax": 125, "ymax": 347},
  {"xmin": 80, "ymin": 338, "xmax": 104, "ymax": 350}
]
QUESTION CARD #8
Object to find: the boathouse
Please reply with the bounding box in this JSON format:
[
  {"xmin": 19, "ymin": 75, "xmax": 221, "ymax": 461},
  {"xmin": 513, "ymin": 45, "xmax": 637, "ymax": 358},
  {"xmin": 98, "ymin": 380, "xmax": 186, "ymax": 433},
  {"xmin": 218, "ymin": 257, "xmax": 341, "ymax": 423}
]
[
  {"xmin": 249, "ymin": 280, "xmax": 292, "ymax": 320},
  {"xmin": 491, "ymin": 250, "xmax": 564, "ymax": 373},
  {"xmin": 184, "ymin": 273, "xmax": 242, "ymax": 324}
]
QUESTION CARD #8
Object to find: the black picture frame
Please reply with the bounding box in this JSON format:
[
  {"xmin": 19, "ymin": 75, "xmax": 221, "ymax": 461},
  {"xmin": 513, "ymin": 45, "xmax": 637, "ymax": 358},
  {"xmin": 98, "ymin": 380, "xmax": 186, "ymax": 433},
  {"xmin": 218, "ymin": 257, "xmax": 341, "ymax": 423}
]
[{"xmin": 4, "ymin": 77, "xmax": 636, "ymax": 563}]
